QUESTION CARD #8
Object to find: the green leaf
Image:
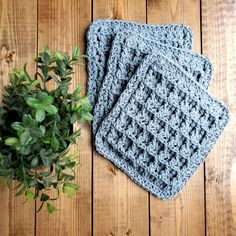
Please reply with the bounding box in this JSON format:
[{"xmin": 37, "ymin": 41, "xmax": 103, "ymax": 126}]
[
  {"xmin": 5, "ymin": 137, "xmax": 20, "ymax": 146},
  {"xmin": 22, "ymin": 114, "xmax": 34, "ymax": 127},
  {"xmin": 78, "ymin": 96, "xmax": 90, "ymax": 108},
  {"xmin": 26, "ymin": 189, "xmax": 35, "ymax": 201},
  {"xmin": 43, "ymin": 45, "xmax": 50, "ymax": 54},
  {"xmin": 19, "ymin": 146, "xmax": 31, "ymax": 155},
  {"xmin": 85, "ymin": 105, "xmax": 93, "ymax": 113},
  {"xmin": 42, "ymin": 96, "xmax": 54, "ymax": 106},
  {"xmin": 47, "ymin": 202, "xmax": 57, "ymax": 214},
  {"xmin": 63, "ymin": 185, "xmax": 77, "ymax": 197},
  {"xmin": 70, "ymin": 101, "xmax": 77, "ymax": 111},
  {"xmin": 69, "ymin": 150, "xmax": 80, "ymax": 159},
  {"xmin": 63, "ymin": 174, "xmax": 75, "ymax": 181},
  {"xmin": 34, "ymin": 103, "xmax": 44, "ymax": 110},
  {"xmin": 71, "ymin": 86, "xmax": 82, "ymax": 100},
  {"xmin": 9, "ymin": 72, "xmax": 17, "ymax": 85},
  {"xmin": 36, "ymin": 109, "xmax": 45, "ymax": 122},
  {"xmin": 37, "ymin": 91, "xmax": 48, "ymax": 101},
  {"xmin": 40, "ymin": 193, "xmax": 49, "ymax": 202},
  {"xmin": 80, "ymin": 112, "xmax": 93, "ymax": 122},
  {"xmin": 51, "ymin": 137, "xmax": 59, "ymax": 149},
  {"xmin": 35, "ymin": 56, "xmax": 43, "ymax": 63},
  {"xmin": 72, "ymin": 61, "xmax": 85, "ymax": 66},
  {"xmin": 13, "ymin": 181, "xmax": 23, "ymax": 190},
  {"xmin": 23, "ymin": 63, "xmax": 32, "ymax": 81},
  {"xmin": 80, "ymin": 54, "xmax": 88, "ymax": 59},
  {"xmin": 70, "ymin": 129, "xmax": 81, "ymax": 138},
  {"xmin": 42, "ymin": 64, "xmax": 49, "ymax": 78},
  {"xmin": 54, "ymin": 52, "xmax": 64, "ymax": 61},
  {"xmin": 20, "ymin": 130, "xmax": 32, "ymax": 145},
  {"xmin": 30, "ymin": 127, "xmax": 43, "ymax": 137},
  {"xmin": 40, "ymin": 149, "xmax": 58, "ymax": 167},
  {"xmin": 15, "ymin": 186, "xmax": 27, "ymax": 196},
  {"xmin": 73, "ymin": 86, "xmax": 82, "ymax": 94},
  {"xmin": 26, "ymin": 97, "xmax": 40, "ymax": 107},
  {"xmin": 39, "ymin": 125, "xmax": 46, "ymax": 135},
  {"xmin": 11, "ymin": 122, "xmax": 25, "ymax": 132},
  {"xmin": 45, "ymin": 105, "xmax": 58, "ymax": 115},
  {"xmin": 70, "ymin": 112, "xmax": 77, "ymax": 124},
  {"xmin": 29, "ymin": 80, "xmax": 40, "ymax": 90},
  {"xmin": 72, "ymin": 46, "xmax": 80, "ymax": 59},
  {"xmin": 65, "ymin": 161, "xmax": 77, "ymax": 169},
  {"xmin": 42, "ymin": 52, "xmax": 50, "ymax": 65},
  {"xmin": 18, "ymin": 70, "xmax": 28, "ymax": 81},
  {"xmin": 31, "ymin": 156, "xmax": 39, "ymax": 167}
]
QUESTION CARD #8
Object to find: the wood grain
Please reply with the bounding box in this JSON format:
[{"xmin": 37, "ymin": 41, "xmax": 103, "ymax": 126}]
[
  {"xmin": 201, "ymin": 0, "xmax": 236, "ymax": 235},
  {"xmin": 147, "ymin": 0, "xmax": 205, "ymax": 235},
  {"xmin": 0, "ymin": 1, "xmax": 235, "ymax": 235},
  {"xmin": 36, "ymin": 0, "xmax": 92, "ymax": 235},
  {"xmin": 0, "ymin": 0, "xmax": 37, "ymax": 235},
  {"xmin": 92, "ymin": 1, "xmax": 149, "ymax": 236}
]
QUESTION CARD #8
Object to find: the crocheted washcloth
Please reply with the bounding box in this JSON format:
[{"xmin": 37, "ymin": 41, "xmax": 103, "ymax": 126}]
[
  {"xmin": 87, "ymin": 19, "xmax": 194, "ymax": 105},
  {"xmin": 93, "ymin": 31, "xmax": 213, "ymax": 133},
  {"xmin": 95, "ymin": 52, "xmax": 229, "ymax": 199}
]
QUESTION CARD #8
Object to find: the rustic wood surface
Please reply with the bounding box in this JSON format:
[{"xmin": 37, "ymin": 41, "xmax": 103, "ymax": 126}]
[
  {"xmin": 202, "ymin": 0, "xmax": 236, "ymax": 235},
  {"xmin": 147, "ymin": 1, "xmax": 205, "ymax": 235},
  {"xmin": 0, "ymin": 0, "xmax": 235, "ymax": 235}
]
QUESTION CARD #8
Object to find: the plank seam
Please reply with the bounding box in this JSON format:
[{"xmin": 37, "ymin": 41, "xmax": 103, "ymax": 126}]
[
  {"xmin": 200, "ymin": 0, "xmax": 207, "ymax": 235},
  {"xmin": 34, "ymin": 0, "xmax": 39, "ymax": 235},
  {"xmin": 146, "ymin": 1, "xmax": 151, "ymax": 235},
  {"xmin": 91, "ymin": 1, "xmax": 94, "ymax": 236}
]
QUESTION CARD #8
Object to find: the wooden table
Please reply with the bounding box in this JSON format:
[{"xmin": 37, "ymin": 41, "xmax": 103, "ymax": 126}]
[{"xmin": 0, "ymin": 0, "xmax": 235, "ymax": 235}]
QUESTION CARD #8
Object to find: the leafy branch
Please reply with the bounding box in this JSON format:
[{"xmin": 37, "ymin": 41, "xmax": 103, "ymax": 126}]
[{"xmin": 0, "ymin": 46, "xmax": 93, "ymax": 213}]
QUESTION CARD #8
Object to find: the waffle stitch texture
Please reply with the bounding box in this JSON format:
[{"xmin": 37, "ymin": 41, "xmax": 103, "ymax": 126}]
[
  {"xmin": 93, "ymin": 31, "xmax": 213, "ymax": 133},
  {"xmin": 95, "ymin": 52, "xmax": 229, "ymax": 199},
  {"xmin": 86, "ymin": 19, "xmax": 194, "ymax": 106}
]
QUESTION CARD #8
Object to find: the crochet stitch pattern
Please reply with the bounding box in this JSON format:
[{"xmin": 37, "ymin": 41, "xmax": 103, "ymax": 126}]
[
  {"xmin": 95, "ymin": 52, "xmax": 229, "ymax": 199},
  {"xmin": 93, "ymin": 31, "xmax": 213, "ymax": 133},
  {"xmin": 86, "ymin": 19, "xmax": 194, "ymax": 105}
]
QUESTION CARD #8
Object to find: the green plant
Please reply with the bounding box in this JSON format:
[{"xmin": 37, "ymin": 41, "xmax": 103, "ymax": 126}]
[{"xmin": 0, "ymin": 46, "xmax": 93, "ymax": 213}]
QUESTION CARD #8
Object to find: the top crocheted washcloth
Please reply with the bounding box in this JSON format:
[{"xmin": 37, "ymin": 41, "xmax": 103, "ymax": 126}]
[
  {"xmin": 93, "ymin": 31, "xmax": 213, "ymax": 133},
  {"xmin": 95, "ymin": 52, "xmax": 229, "ymax": 199},
  {"xmin": 87, "ymin": 19, "xmax": 194, "ymax": 105}
]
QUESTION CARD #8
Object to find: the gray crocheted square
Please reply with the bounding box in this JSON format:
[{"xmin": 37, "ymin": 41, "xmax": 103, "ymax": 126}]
[
  {"xmin": 95, "ymin": 52, "xmax": 229, "ymax": 199},
  {"xmin": 87, "ymin": 19, "xmax": 194, "ymax": 105},
  {"xmin": 93, "ymin": 31, "xmax": 213, "ymax": 133}
]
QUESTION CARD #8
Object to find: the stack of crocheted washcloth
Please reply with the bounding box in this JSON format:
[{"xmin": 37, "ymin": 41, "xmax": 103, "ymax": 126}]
[{"xmin": 86, "ymin": 19, "xmax": 230, "ymax": 199}]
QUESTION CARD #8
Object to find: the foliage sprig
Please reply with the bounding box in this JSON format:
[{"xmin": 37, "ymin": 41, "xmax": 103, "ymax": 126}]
[{"xmin": 0, "ymin": 46, "xmax": 93, "ymax": 213}]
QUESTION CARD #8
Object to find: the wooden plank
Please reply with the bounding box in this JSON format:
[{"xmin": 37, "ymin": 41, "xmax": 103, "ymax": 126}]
[
  {"xmin": 147, "ymin": 0, "xmax": 205, "ymax": 235},
  {"xmin": 0, "ymin": 0, "xmax": 37, "ymax": 235},
  {"xmin": 36, "ymin": 0, "xmax": 92, "ymax": 235},
  {"xmin": 201, "ymin": 0, "xmax": 236, "ymax": 235},
  {"xmin": 92, "ymin": 0, "xmax": 149, "ymax": 235}
]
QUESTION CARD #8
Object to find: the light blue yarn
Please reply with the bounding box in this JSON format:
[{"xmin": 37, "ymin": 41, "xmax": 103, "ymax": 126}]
[
  {"xmin": 93, "ymin": 31, "xmax": 213, "ymax": 134},
  {"xmin": 86, "ymin": 19, "xmax": 229, "ymax": 199},
  {"xmin": 95, "ymin": 52, "xmax": 229, "ymax": 199},
  {"xmin": 86, "ymin": 19, "xmax": 194, "ymax": 106}
]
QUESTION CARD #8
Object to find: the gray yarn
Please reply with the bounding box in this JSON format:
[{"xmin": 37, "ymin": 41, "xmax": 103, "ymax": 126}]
[
  {"xmin": 93, "ymin": 31, "xmax": 213, "ymax": 133},
  {"xmin": 95, "ymin": 52, "xmax": 229, "ymax": 199},
  {"xmin": 86, "ymin": 19, "xmax": 194, "ymax": 106}
]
